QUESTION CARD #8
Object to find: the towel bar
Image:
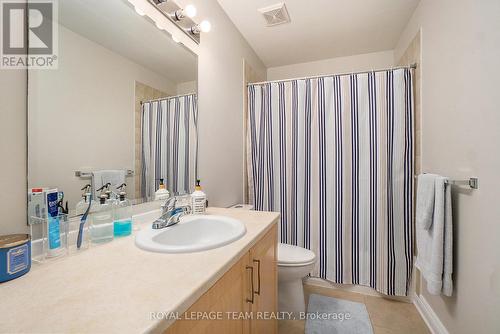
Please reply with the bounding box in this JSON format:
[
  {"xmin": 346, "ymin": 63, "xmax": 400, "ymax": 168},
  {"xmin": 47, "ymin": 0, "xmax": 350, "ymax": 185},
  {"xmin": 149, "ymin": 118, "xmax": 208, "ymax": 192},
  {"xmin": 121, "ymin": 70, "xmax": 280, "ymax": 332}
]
[
  {"xmin": 414, "ymin": 175, "xmax": 478, "ymax": 189},
  {"xmin": 445, "ymin": 177, "xmax": 478, "ymax": 189},
  {"xmin": 75, "ymin": 170, "xmax": 134, "ymax": 178}
]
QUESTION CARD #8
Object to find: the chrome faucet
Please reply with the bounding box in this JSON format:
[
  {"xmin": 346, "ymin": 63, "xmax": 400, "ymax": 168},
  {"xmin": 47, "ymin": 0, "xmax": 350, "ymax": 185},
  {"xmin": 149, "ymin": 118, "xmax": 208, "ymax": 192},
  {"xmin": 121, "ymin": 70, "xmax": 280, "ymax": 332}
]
[{"xmin": 152, "ymin": 196, "xmax": 191, "ymax": 229}]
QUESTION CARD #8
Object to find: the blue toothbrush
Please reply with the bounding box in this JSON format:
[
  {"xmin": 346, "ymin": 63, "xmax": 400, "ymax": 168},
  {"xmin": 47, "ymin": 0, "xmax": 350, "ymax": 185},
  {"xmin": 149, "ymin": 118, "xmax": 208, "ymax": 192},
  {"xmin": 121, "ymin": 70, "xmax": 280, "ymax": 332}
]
[{"xmin": 77, "ymin": 194, "xmax": 92, "ymax": 249}]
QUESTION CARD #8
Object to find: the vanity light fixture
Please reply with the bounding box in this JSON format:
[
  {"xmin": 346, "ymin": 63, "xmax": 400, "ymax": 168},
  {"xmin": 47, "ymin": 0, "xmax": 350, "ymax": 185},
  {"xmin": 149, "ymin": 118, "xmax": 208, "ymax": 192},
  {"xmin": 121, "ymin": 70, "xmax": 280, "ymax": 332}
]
[
  {"xmin": 155, "ymin": 21, "xmax": 166, "ymax": 30},
  {"xmin": 191, "ymin": 20, "xmax": 211, "ymax": 34},
  {"xmin": 148, "ymin": 0, "xmax": 205, "ymax": 44},
  {"xmin": 174, "ymin": 4, "xmax": 197, "ymax": 21},
  {"xmin": 172, "ymin": 35, "xmax": 180, "ymax": 43}
]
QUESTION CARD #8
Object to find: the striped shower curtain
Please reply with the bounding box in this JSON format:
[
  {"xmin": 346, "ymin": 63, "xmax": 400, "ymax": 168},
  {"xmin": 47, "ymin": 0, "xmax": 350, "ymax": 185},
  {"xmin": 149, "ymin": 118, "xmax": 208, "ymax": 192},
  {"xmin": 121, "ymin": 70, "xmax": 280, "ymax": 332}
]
[
  {"xmin": 247, "ymin": 68, "xmax": 414, "ymax": 296},
  {"xmin": 141, "ymin": 94, "xmax": 198, "ymax": 199}
]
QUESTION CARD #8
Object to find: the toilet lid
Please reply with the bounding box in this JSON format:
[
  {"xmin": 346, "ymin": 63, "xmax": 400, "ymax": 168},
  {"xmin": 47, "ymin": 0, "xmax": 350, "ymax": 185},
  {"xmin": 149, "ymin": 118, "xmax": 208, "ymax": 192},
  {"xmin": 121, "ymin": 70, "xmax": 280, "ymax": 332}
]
[{"xmin": 278, "ymin": 243, "xmax": 316, "ymax": 266}]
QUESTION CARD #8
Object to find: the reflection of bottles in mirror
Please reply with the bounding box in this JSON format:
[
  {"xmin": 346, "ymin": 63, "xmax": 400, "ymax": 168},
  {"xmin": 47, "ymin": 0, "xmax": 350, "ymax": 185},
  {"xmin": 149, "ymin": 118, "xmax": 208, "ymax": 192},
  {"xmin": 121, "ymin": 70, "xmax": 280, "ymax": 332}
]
[
  {"xmin": 191, "ymin": 180, "xmax": 206, "ymax": 215},
  {"xmin": 75, "ymin": 184, "xmax": 96, "ymax": 216},
  {"xmin": 75, "ymin": 197, "xmax": 89, "ymax": 216},
  {"xmin": 105, "ymin": 185, "xmax": 118, "ymax": 207},
  {"xmin": 155, "ymin": 178, "xmax": 170, "ymax": 201},
  {"xmin": 90, "ymin": 195, "xmax": 114, "ymax": 244},
  {"xmin": 113, "ymin": 184, "xmax": 132, "ymax": 237}
]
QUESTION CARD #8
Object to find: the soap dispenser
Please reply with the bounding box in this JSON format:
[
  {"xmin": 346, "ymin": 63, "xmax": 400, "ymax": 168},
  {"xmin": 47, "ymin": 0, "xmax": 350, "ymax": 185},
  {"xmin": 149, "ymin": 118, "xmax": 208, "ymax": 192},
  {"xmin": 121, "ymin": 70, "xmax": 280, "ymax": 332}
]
[
  {"xmin": 90, "ymin": 189, "xmax": 114, "ymax": 244},
  {"xmin": 191, "ymin": 179, "xmax": 207, "ymax": 215},
  {"xmin": 103, "ymin": 183, "xmax": 117, "ymax": 205},
  {"xmin": 155, "ymin": 178, "xmax": 170, "ymax": 201},
  {"xmin": 76, "ymin": 184, "xmax": 92, "ymax": 216},
  {"xmin": 113, "ymin": 183, "xmax": 133, "ymax": 237}
]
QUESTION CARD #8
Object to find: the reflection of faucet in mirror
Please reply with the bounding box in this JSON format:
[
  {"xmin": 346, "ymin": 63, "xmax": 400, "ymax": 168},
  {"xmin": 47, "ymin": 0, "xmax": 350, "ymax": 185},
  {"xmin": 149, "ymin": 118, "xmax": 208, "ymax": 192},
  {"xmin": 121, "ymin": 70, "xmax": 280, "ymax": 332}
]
[{"xmin": 152, "ymin": 196, "xmax": 191, "ymax": 229}]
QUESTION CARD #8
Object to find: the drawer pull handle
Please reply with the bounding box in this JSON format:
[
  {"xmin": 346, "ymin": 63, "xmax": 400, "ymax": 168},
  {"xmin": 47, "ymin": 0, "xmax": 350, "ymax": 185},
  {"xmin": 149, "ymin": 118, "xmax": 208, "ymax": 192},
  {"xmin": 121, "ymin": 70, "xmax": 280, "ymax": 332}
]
[
  {"xmin": 246, "ymin": 265, "xmax": 254, "ymax": 304},
  {"xmin": 253, "ymin": 259, "xmax": 261, "ymax": 295}
]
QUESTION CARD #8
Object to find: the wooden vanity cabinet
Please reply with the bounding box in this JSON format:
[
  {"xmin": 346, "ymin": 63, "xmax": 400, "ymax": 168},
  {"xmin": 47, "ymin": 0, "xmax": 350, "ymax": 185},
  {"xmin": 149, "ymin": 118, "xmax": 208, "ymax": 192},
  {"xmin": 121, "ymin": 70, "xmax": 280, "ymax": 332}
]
[
  {"xmin": 249, "ymin": 225, "xmax": 278, "ymax": 334},
  {"xmin": 165, "ymin": 224, "xmax": 278, "ymax": 334}
]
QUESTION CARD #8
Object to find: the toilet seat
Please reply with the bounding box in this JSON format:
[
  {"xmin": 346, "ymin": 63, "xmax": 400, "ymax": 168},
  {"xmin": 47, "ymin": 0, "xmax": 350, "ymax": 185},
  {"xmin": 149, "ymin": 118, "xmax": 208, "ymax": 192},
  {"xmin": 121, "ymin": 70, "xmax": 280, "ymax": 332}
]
[{"xmin": 277, "ymin": 243, "xmax": 316, "ymax": 267}]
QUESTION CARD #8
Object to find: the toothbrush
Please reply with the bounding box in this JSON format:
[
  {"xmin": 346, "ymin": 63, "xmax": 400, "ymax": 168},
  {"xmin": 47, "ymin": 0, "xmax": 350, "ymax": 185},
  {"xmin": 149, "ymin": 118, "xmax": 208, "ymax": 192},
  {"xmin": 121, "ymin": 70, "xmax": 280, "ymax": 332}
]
[{"xmin": 77, "ymin": 194, "xmax": 92, "ymax": 249}]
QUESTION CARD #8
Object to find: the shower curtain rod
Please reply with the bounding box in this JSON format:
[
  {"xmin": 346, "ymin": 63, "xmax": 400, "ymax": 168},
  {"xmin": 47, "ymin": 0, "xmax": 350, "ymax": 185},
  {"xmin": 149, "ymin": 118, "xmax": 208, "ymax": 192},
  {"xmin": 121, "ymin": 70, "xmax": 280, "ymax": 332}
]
[
  {"xmin": 247, "ymin": 63, "xmax": 418, "ymax": 86},
  {"xmin": 140, "ymin": 92, "xmax": 196, "ymax": 105}
]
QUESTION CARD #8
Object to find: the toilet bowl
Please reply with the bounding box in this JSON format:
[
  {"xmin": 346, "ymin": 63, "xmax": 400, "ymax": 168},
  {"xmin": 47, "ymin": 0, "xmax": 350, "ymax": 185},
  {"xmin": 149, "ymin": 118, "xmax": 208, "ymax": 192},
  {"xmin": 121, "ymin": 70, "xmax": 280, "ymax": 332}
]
[{"xmin": 278, "ymin": 243, "xmax": 316, "ymax": 314}]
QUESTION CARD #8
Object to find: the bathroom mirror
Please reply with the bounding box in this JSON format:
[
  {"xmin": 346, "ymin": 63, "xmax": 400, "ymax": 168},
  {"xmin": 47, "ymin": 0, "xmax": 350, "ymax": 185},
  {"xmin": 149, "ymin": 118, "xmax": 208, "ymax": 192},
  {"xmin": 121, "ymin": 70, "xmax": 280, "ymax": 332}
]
[{"xmin": 27, "ymin": 0, "xmax": 198, "ymax": 216}]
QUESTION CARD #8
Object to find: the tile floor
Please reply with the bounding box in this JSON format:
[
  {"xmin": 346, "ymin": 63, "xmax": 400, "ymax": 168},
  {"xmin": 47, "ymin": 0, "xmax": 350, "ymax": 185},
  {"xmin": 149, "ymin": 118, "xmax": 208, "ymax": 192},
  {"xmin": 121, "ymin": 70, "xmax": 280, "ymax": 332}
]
[{"xmin": 278, "ymin": 283, "xmax": 430, "ymax": 334}]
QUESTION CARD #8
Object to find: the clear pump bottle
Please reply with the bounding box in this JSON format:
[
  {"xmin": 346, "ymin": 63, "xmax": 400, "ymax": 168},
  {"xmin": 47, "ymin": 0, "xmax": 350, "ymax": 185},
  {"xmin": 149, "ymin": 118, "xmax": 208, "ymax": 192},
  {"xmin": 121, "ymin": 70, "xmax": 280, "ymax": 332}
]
[
  {"xmin": 104, "ymin": 183, "xmax": 117, "ymax": 206},
  {"xmin": 90, "ymin": 194, "xmax": 114, "ymax": 244},
  {"xmin": 76, "ymin": 184, "xmax": 95, "ymax": 216},
  {"xmin": 113, "ymin": 183, "xmax": 133, "ymax": 237}
]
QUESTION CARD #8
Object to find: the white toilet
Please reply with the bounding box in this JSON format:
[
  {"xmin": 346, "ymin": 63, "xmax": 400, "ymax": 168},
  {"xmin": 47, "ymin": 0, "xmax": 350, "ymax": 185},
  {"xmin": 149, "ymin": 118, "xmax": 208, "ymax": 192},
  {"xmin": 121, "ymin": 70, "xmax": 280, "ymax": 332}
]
[
  {"xmin": 229, "ymin": 205, "xmax": 317, "ymax": 313},
  {"xmin": 277, "ymin": 243, "xmax": 316, "ymax": 314}
]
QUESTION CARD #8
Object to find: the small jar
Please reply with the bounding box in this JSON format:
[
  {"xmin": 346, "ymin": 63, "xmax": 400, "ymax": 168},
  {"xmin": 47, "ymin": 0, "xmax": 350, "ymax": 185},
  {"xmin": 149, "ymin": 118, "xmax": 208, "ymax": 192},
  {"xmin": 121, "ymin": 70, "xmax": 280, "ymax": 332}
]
[{"xmin": 0, "ymin": 234, "xmax": 31, "ymax": 283}]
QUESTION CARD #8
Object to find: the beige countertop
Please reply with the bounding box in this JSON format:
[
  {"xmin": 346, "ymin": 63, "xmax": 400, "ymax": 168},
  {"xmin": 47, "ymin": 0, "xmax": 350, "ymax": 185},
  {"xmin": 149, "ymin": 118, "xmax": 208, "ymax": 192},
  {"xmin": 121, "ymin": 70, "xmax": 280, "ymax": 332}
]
[{"xmin": 0, "ymin": 208, "xmax": 279, "ymax": 334}]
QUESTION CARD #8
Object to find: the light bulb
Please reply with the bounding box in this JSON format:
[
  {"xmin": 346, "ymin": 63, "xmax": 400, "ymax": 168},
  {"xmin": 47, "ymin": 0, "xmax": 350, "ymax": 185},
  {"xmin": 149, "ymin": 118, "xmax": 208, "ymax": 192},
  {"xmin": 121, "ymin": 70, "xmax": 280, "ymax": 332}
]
[
  {"xmin": 184, "ymin": 5, "xmax": 197, "ymax": 18},
  {"xmin": 172, "ymin": 35, "xmax": 180, "ymax": 43},
  {"xmin": 134, "ymin": 6, "xmax": 145, "ymax": 16},
  {"xmin": 199, "ymin": 20, "xmax": 211, "ymax": 33}
]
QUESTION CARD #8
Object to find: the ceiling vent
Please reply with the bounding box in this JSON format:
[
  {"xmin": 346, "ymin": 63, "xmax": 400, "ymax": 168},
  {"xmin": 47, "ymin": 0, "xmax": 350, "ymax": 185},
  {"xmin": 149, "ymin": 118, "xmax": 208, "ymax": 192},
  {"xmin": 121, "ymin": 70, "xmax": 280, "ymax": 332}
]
[{"xmin": 258, "ymin": 3, "xmax": 291, "ymax": 27}]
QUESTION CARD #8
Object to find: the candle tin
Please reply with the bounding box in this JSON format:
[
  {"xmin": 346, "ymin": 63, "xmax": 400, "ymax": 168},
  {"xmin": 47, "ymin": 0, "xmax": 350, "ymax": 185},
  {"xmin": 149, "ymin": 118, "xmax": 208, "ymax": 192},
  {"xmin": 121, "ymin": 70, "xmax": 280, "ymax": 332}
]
[{"xmin": 0, "ymin": 234, "xmax": 31, "ymax": 283}]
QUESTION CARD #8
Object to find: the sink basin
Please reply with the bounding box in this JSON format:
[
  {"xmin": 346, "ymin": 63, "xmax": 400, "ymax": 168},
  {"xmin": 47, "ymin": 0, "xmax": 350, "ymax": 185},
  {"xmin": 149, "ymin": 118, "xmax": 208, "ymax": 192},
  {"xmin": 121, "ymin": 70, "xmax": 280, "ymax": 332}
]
[{"xmin": 135, "ymin": 215, "xmax": 246, "ymax": 253}]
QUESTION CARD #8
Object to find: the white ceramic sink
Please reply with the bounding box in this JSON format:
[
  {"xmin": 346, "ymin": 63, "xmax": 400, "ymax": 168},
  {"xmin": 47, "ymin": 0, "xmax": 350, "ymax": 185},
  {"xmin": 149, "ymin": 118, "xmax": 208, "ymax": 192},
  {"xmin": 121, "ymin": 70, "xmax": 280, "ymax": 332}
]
[{"xmin": 135, "ymin": 215, "xmax": 246, "ymax": 253}]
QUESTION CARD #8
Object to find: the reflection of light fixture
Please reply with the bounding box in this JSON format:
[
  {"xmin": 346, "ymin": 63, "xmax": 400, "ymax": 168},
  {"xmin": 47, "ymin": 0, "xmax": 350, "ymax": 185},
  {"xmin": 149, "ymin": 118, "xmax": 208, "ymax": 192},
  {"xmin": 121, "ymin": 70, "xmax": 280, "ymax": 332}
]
[
  {"xmin": 134, "ymin": 6, "xmax": 145, "ymax": 16},
  {"xmin": 155, "ymin": 21, "xmax": 166, "ymax": 30},
  {"xmin": 184, "ymin": 5, "xmax": 197, "ymax": 18},
  {"xmin": 174, "ymin": 5, "xmax": 197, "ymax": 21},
  {"xmin": 191, "ymin": 20, "xmax": 211, "ymax": 34}
]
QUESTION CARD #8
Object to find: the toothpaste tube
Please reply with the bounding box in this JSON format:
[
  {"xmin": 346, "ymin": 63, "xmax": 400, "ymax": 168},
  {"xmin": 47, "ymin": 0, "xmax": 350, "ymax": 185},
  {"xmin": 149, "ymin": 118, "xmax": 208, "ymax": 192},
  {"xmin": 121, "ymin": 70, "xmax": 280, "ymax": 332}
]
[{"xmin": 46, "ymin": 189, "xmax": 63, "ymax": 257}]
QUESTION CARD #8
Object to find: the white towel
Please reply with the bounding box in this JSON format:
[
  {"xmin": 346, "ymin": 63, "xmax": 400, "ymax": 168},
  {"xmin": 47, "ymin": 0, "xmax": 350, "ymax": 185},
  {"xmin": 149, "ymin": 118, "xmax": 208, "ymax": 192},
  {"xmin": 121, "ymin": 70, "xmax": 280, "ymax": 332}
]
[
  {"xmin": 416, "ymin": 176, "xmax": 454, "ymax": 296},
  {"xmin": 416, "ymin": 174, "xmax": 437, "ymax": 230},
  {"xmin": 92, "ymin": 170, "xmax": 126, "ymax": 195}
]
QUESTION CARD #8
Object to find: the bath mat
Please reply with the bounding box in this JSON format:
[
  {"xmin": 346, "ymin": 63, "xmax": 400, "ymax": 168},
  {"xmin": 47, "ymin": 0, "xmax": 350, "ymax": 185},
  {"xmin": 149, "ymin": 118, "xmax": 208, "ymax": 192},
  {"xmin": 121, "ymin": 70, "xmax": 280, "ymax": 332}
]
[{"xmin": 305, "ymin": 294, "xmax": 373, "ymax": 334}]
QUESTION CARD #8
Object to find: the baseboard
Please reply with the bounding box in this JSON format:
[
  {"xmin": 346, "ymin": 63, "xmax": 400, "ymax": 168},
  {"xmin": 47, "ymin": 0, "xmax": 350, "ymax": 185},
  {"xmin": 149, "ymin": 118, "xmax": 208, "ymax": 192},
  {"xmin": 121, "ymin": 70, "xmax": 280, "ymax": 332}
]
[{"xmin": 412, "ymin": 293, "xmax": 449, "ymax": 334}]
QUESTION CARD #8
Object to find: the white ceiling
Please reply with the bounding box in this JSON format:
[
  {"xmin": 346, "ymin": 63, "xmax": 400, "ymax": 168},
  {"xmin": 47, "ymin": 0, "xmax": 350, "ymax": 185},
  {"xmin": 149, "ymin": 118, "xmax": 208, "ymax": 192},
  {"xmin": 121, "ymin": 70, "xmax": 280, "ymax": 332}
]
[
  {"xmin": 58, "ymin": 0, "xmax": 197, "ymax": 83},
  {"xmin": 217, "ymin": 0, "xmax": 420, "ymax": 67}
]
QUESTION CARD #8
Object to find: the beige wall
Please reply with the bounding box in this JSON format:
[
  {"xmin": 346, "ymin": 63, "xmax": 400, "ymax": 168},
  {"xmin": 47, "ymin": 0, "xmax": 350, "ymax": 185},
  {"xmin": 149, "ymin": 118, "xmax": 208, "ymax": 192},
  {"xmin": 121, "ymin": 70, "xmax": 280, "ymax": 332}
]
[
  {"xmin": 267, "ymin": 50, "xmax": 394, "ymax": 80},
  {"xmin": 178, "ymin": 0, "xmax": 267, "ymax": 207},
  {"xmin": 176, "ymin": 81, "xmax": 198, "ymax": 95},
  {"xmin": 28, "ymin": 24, "xmax": 178, "ymax": 209},
  {"xmin": 395, "ymin": 0, "xmax": 500, "ymax": 332}
]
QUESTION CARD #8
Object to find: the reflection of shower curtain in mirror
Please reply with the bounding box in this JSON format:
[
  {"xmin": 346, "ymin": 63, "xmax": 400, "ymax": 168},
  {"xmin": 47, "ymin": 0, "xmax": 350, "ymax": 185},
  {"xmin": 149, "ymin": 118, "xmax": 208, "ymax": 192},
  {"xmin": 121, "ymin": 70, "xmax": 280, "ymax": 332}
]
[
  {"xmin": 141, "ymin": 94, "xmax": 198, "ymax": 198},
  {"xmin": 247, "ymin": 69, "xmax": 414, "ymax": 296}
]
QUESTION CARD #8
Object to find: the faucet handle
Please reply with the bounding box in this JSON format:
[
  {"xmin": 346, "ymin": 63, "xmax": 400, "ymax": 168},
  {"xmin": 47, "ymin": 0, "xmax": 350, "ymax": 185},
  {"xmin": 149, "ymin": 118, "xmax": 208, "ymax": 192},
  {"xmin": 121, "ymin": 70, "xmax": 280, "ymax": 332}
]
[{"xmin": 162, "ymin": 196, "xmax": 176, "ymax": 210}]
